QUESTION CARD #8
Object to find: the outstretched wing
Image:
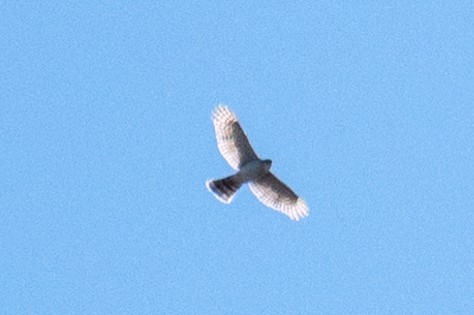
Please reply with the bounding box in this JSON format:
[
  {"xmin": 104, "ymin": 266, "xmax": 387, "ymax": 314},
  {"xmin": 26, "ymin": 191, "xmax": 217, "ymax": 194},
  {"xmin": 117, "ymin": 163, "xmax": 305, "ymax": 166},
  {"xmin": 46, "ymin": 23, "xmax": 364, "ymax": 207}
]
[
  {"xmin": 211, "ymin": 105, "xmax": 259, "ymax": 170},
  {"xmin": 249, "ymin": 172, "xmax": 309, "ymax": 221}
]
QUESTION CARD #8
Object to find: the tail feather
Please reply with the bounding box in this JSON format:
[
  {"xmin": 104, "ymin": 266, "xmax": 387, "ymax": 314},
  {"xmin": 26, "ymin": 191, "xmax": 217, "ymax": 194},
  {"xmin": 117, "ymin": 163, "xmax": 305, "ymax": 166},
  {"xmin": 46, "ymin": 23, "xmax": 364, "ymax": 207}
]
[{"xmin": 206, "ymin": 175, "xmax": 243, "ymax": 203}]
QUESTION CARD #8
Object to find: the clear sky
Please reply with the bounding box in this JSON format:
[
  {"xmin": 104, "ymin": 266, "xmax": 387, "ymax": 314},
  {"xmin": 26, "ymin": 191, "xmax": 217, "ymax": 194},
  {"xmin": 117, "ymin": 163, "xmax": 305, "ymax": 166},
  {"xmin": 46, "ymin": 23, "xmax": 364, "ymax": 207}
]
[{"xmin": 1, "ymin": 2, "xmax": 473, "ymax": 314}]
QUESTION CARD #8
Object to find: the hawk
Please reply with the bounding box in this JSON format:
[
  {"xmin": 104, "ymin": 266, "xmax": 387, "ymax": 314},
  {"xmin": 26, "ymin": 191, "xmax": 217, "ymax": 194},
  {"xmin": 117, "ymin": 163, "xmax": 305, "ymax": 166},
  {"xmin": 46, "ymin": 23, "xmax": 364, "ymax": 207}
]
[{"xmin": 206, "ymin": 105, "xmax": 309, "ymax": 221}]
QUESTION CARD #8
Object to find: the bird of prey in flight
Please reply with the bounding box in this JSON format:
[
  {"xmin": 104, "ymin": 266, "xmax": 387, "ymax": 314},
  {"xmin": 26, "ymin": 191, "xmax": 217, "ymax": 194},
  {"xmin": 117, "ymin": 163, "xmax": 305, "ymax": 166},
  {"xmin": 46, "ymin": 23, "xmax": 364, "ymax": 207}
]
[{"xmin": 206, "ymin": 105, "xmax": 309, "ymax": 221}]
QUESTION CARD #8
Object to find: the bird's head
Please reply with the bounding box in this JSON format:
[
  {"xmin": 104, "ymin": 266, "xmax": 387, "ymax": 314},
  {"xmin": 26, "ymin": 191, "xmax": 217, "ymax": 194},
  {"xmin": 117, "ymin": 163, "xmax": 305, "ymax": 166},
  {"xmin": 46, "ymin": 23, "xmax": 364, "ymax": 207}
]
[{"xmin": 262, "ymin": 159, "xmax": 272, "ymax": 171}]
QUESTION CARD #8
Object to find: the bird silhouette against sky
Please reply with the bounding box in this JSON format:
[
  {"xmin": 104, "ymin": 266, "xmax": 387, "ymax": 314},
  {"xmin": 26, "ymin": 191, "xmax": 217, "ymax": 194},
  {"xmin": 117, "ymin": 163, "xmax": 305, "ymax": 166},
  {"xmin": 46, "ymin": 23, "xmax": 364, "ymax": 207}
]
[{"xmin": 206, "ymin": 105, "xmax": 309, "ymax": 221}]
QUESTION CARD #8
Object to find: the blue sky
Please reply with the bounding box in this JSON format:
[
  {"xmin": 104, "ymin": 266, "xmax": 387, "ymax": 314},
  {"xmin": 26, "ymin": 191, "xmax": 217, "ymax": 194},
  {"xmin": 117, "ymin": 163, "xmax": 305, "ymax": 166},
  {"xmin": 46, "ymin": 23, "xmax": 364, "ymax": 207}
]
[{"xmin": 1, "ymin": 1, "xmax": 473, "ymax": 314}]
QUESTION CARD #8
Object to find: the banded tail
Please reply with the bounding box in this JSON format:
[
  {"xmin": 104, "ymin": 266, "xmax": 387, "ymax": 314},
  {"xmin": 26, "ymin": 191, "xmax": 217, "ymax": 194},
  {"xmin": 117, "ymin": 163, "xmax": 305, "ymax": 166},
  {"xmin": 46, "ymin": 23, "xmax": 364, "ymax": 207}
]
[{"xmin": 206, "ymin": 175, "xmax": 243, "ymax": 203}]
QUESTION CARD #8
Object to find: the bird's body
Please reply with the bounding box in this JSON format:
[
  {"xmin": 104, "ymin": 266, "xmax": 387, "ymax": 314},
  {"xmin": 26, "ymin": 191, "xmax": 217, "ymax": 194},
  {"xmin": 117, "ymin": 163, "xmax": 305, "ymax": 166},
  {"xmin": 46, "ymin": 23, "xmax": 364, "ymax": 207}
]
[
  {"xmin": 238, "ymin": 159, "xmax": 272, "ymax": 181},
  {"xmin": 206, "ymin": 105, "xmax": 309, "ymax": 221}
]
